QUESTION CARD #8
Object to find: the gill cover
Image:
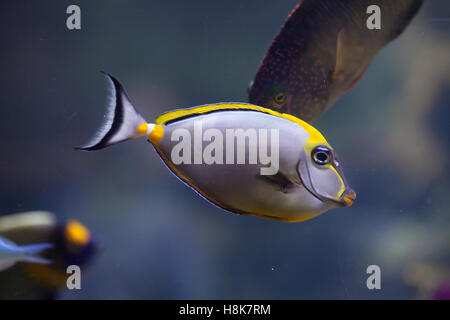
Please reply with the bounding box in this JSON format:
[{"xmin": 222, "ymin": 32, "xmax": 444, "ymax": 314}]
[{"xmin": 298, "ymin": 144, "xmax": 345, "ymax": 202}]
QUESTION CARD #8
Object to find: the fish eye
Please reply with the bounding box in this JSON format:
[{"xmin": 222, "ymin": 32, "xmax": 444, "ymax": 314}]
[
  {"xmin": 274, "ymin": 92, "xmax": 286, "ymax": 104},
  {"xmin": 312, "ymin": 146, "xmax": 332, "ymax": 166}
]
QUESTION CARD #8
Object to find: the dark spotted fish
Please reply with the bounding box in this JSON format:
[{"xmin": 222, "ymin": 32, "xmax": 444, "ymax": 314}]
[{"xmin": 248, "ymin": 0, "xmax": 424, "ymax": 123}]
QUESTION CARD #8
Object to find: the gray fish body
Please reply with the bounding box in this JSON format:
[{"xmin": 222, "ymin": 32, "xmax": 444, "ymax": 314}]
[
  {"xmin": 154, "ymin": 110, "xmax": 338, "ymax": 221},
  {"xmin": 78, "ymin": 74, "xmax": 356, "ymax": 223}
]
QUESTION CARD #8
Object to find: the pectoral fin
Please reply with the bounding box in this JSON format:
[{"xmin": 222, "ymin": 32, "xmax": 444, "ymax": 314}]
[
  {"xmin": 332, "ymin": 27, "xmax": 371, "ymax": 91},
  {"xmin": 257, "ymin": 171, "xmax": 296, "ymax": 194}
]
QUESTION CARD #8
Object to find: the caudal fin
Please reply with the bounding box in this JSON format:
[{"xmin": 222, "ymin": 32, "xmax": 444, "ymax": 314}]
[
  {"xmin": 76, "ymin": 72, "xmax": 147, "ymax": 151},
  {"xmin": 20, "ymin": 243, "xmax": 53, "ymax": 255},
  {"xmin": 21, "ymin": 256, "xmax": 52, "ymax": 265},
  {"xmin": 19, "ymin": 243, "xmax": 53, "ymax": 265}
]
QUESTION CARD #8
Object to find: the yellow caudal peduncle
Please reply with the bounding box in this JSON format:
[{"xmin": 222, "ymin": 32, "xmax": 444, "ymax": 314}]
[
  {"xmin": 136, "ymin": 123, "xmax": 149, "ymax": 136},
  {"xmin": 137, "ymin": 123, "xmax": 164, "ymax": 144}
]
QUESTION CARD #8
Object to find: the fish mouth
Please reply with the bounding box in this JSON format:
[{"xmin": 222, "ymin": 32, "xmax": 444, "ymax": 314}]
[{"xmin": 341, "ymin": 192, "xmax": 356, "ymax": 207}]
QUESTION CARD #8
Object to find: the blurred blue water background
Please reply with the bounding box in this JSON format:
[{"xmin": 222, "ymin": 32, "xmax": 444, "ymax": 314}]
[{"xmin": 0, "ymin": 0, "xmax": 449, "ymax": 299}]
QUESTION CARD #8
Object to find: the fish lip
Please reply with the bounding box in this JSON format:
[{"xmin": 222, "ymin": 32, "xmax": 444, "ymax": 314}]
[{"xmin": 340, "ymin": 192, "xmax": 356, "ymax": 207}]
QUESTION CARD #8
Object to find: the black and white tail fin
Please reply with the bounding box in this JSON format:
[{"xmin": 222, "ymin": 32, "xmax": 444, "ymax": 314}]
[{"xmin": 76, "ymin": 72, "xmax": 147, "ymax": 151}]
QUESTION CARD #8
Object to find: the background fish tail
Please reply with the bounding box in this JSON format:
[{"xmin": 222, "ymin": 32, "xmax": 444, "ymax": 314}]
[
  {"xmin": 20, "ymin": 255, "xmax": 52, "ymax": 265},
  {"xmin": 19, "ymin": 243, "xmax": 53, "ymax": 255},
  {"xmin": 18, "ymin": 242, "xmax": 53, "ymax": 265}
]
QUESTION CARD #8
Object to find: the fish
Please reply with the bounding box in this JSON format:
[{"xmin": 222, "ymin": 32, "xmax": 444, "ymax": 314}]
[
  {"xmin": 77, "ymin": 73, "xmax": 356, "ymax": 222},
  {"xmin": 0, "ymin": 211, "xmax": 99, "ymax": 299},
  {"xmin": 0, "ymin": 236, "xmax": 52, "ymax": 272},
  {"xmin": 248, "ymin": 0, "xmax": 424, "ymax": 123}
]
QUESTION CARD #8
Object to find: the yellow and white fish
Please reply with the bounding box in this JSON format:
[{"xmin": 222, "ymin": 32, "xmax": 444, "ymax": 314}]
[
  {"xmin": 77, "ymin": 73, "xmax": 355, "ymax": 222},
  {"xmin": 0, "ymin": 211, "xmax": 99, "ymax": 299}
]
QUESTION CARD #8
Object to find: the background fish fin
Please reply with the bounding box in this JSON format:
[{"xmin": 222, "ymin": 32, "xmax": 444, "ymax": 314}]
[
  {"xmin": 19, "ymin": 243, "xmax": 53, "ymax": 255},
  {"xmin": 0, "ymin": 236, "xmax": 17, "ymax": 249},
  {"xmin": 332, "ymin": 27, "xmax": 372, "ymax": 93},
  {"xmin": 76, "ymin": 72, "xmax": 146, "ymax": 151},
  {"xmin": 20, "ymin": 256, "xmax": 52, "ymax": 265},
  {"xmin": 17, "ymin": 243, "xmax": 53, "ymax": 265}
]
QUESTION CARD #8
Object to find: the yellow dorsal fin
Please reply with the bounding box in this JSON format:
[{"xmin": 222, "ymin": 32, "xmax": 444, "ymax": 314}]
[
  {"xmin": 155, "ymin": 103, "xmax": 327, "ymax": 144},
  {"xmin": 155, "ymin": 103, "xmax": 260, "ymax": 124}
]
